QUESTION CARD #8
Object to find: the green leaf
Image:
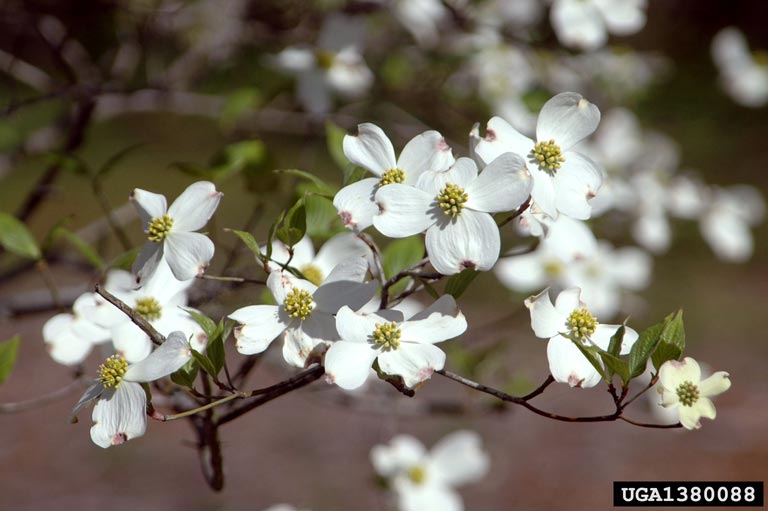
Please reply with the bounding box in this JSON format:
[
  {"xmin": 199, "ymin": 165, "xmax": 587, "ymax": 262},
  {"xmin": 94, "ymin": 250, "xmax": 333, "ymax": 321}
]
[
  {"xmin": 599, "ymin": 351, "xmax": 630, "ymax": 385},
  {"xmin": 305, "ymin": 195, "xmax": 338, "ymax": 238},
  {"xmin": 607, "ymin": 322, "xmax": 626, "ymax": 358},
  {"xmin": 381, "ymin": 236, "xmax": 424, "ymax": 295},
  {"xmin": 628, "ymin": 312, "xmax": 674, "ymax": 379},
  {"xmin": 0, "ymin": 212, "xmax": 41, "ymax": 260},
  {"xmin": 226, "ymin": 228, "xmax": 264, "ymax": 261},
  {"xmin": 190, "ymin": 349, "xmax": 218, "ymax": 378},
  {"xmin": 182, "ymin": 309, "xmax": 218, "ymax": 339},
  {"xmin": 275, "ymin": 169, "xmax": 336, "ymax": 197},
  {"xmin": 107, "ymin": 247, "xmax": 140, "ymax": 270},
  {"xmin": 326, "ymin": 121, "xmax": 348, "ymax": 171},
  {"xmin": 0, "ymin": 336, "xmax": 21, "ymax": 385},
  {"xmin": 342, "ymin": 166, "xmax": 367, "ymax": 187},
  {"xmin": 266, "ymin": 209, "xmax": 286, "ymax": 261},
  {"xmin": 52, "ymin": 227, "xmax": 105, "ymax": 270},
  {"xmin": 207, "ymin": 319, "xmax": 231, "ymax": 374},
  {"xmin": 221, "ymin": 87, "xmax": 262, "ymax": 126},
  {"xmin": 171, "ymin": 359, "xmax": 199, "ymax": 388},
  {"xmin": 276, "ymin": 198, "xmax": 306, "ymax": 247},
  {"xmin": 566, "ymin": 336, "xmax": 609, "ymax": 382},
  {"xmin": 652, "ymin": 310, "xmax": 685, "ymax": 370},
  {"xmin": 445, "ymin": 269, "xmax": 479, "ymax": 299}
]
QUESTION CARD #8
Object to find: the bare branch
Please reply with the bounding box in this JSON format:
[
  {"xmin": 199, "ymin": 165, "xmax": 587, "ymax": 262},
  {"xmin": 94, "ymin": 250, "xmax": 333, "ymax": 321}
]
[{"xmin": 95, "ymin": 284, "xmax": 165, "ymax": 346}]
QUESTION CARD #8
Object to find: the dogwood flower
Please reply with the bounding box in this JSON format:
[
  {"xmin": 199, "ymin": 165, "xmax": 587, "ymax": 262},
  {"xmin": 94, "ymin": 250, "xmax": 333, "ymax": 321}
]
[
  {"xmin": 334, "ymin": 123, "xmax": 454, "ymax": 231},
  {"xmin": 131, "ymin": 180, "xmax": 222, "ymax": 283},
  {"xmin": 712, "ymin": 27, "xmax": 768, "ymax": 107},
  {"xmin": 550, "ymin": 0, "xmax": 647, "ymax": 52},
  {"xmin": 657, "ymin": 357, "xmax": 731, "ymax": 430},
  {"xmin": 474, "ymin": 92, "xmax": 602, "ymax": 220},
  {"xmin": 229, "ymin": 257, "xmax": 377, "ymax": 367},
  {"xmin": 43, "ymin": 293, "xmax": 111, "ymax": 366},
  {"xmin": 374, "ymin": 154, "xmax": 531, "ymax": 274},
  {"xmin": 70, "ymin": 331, "xmax": 193, "ymax": 448},
  {"xmin": 325, "ymin": 295, "xmax": 466, "ymax": 390},
  {"xmin": 525, "ymin": 287, "xmax": 638, "ymax": 387},
  {"xmin": 371, "ymin": 430, "xmax": 489, "ymax": 511},
  {"xmin": 263, "ymin": 233, "xmax": 371, "ymax": 285},
  {"xmin": 95, "ymin": 263, "xmax": 206, "ymax": 363},
  {"xmin": 700, "ymin": 185, "xmax": 765, "ymax": 263}
]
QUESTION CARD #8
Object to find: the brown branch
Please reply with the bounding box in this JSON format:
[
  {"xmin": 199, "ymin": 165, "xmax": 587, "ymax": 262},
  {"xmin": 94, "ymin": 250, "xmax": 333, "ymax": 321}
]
[{"xmin": 95, "ymin": 284, "xmax": 165, "ymax": 346}]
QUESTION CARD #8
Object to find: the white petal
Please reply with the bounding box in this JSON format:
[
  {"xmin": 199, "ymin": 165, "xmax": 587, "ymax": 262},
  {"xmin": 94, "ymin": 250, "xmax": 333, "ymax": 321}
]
[
  {"xmin": 373, "ymin": 184, "xmax": 435, "ymax": 238},
  {"xmin": 425, "ymin": 210, "xmax": 500, "ymax": 275},
  {"xmin": 44, "ymin": 325, "xmax": 94, "ymax": 366},
  {"xmin": 695, "ymin": 397, "xmax": 717, "ymax": 421},
  {"xmin": 553, "ymin": 152, "xmax": 602, "ymax": 219},
  {"xmin": 474, "ymin": 116, "xmax": 534, "ymax": 164},
  {"xmin": 324, "ymin": 340, "xmax": 379, "ymax": 389},
  {"xmin": 313, "ymin": 233, "xmax": 371, "ymax": 279},
  {"xmin": 698, "ymin": 371, "xmax": 731, "ymax": 398},
  {"xmin": 599, "ymin": 0, "xmax": 646, "ymax": 35},
  {"xmin": 634, "ymin": 209, "xmax": 671, "ymax": 254},
  {"xmin": 428, "ymin": 430, "xmax": 490, "ymax": 486},
  {"xmin": 416, "ymin": 157, "xmax": 478, "ymax": 197},
  {"xmin": 377, "ymin": 343, "xmax": 446, "ymax": 388},
  {"xmin": 678, "ymin": 404, "xmax": 702, "ymax": 430},
  {"xmin": 130, "ymin": 188, "xmax": 167, "ymax": 226},
  {"xmin": 401, "ymin": 295, "xmax": 467, "ymax": 343},
  {"xmin": 282, "ymin": 327, "xmax": 327, "ymax": 368},
  {"xmin": 528, "ymin": 169, "xmax": 557, "ymax": 218},
  {"xmin": 139, "ymin": 258, "xmax": 194, "ymax": 304},
  {"xmin": 301, "ymin": 312, "xmax": 339, "ymax": 342},
  {"xmin": 123, "ymin": 331, "xmax": 192, "ymax": 382},
  {"xmin": 267, "ymin": 236, "xmax": 315, "ymax": 269},
  {"xmin": 494, "ymin": 252, "xmax": 550, "ymax": 292},
  {"xmin": 132, "ymin": 242, "xmax": 163, "ymax": 286},
  {"xmin": 343, "ymin": 123, "xmax": 396, "ymax": 176},
  {"xmin": 397, "ymin": 130, "xmax": 455, "ymax": 185},
  {"xmin": 554, "ymin": 287, "xmax": 583, "ymax": 315},
  {"xmin": 111, "ymin": 321, "xmax": 152, "ymax": 363},
  {"xmin": 167, "ymin": 181, "xmax": 222, "ymax": 232},
  {"xmin": 659, "ymin": 357, "xmax": 701, "ymax": 390},
  {"xmin": 335, "ymin": 306, "xmax": 383, "ymax": 343},
  {"xmin": 547, "ymin": 335, "xmax": 603, "ymax": 388},
  {"xmin": 397, "ymin": 484, "xmax": 462, "ymax": 511},
  {"xmin": 315, "ymin": 279, "xmax": 379, "ymax": 315},
  {"xmin": 229, "ymin": 305, "xmax": 288, "ymax": 355},
  {"xmin": 267, "ymin": 269, "xmax": 317, "ymax": 305},
  {"xmin": 536, "ymin": 92, "xmax": 601, "ymax": 151},
  {"xmin": 550, "ymin": 0, "xmax": 607, "ymax": 51},
  {"xmin": 164, "ymin": 231, "xmax": 215, "ymax": 280},
  {"xmin": 701, "ymin": 210, "xmax": 753, "ymax": 262},
  {"xmin": 590, "ymin": 324, "xmax": 638, "ymax": 354},
  {"xmin": 524, "ymin": 288, "xmax": 563, "ymax": 339},
  {"xmin": 371, "ymin": 435, "xmax": 427, "ymax": 477},
  {"xmin": 333, "ymin": 178, "xmax": 380, "ymax": 231},
  {"xmin": 465, "ymin": 152, "xmax": 532, "ymax": 213},
  {"xmin": 90, "ymin": 382, "xmax": 147, "ymax": 448}
]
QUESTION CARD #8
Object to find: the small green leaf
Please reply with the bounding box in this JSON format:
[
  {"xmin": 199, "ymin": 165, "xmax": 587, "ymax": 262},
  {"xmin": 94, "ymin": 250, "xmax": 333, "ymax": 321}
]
[
  {"xmin": 652, "ymin": 310, "xmax": 685, "ymax": 370},
  {"xmin": 607, "ymin": 323, "xmax": 626, "ymax": 358},
  {"xmin": 445, "ymin": 269, "xmax": 479, "ymax": 299},
  {"xmin": 381, "ymin": 236, "xmax": 424, "ymax": 294},
  {"xmin": 171, "ymin": 359, "xmax": 199, "ymax": 388},
  {"xmin": 276, "ymin": 198, "xmax": 306, "ymax": 247},
  {"xmin": 599, "ymin": 351, "xmax": 630, "ymax": 385},
  {"xmin": 567, "ymin": 336, "xmax": 609, "ymax": 382},
  {"xmin": 305, "ymin": 195, "xmax": 338, "ymax": 238},
  {"xmin": 275, "ymin": 169, "xmax": 336, "ymax": 197},
  {"xmin": 0, "ymin": 335, "xmax": 20, "ymax": 385},
  {"xmin": 226, "ymin": 228, "xmax": 264, "ymax": 261},
  {"xmin": 221, "ymin": 88, "xmax": 262, "ymax": 126},
  {"xmin": 0, "ymin": 212, "xmax": 41, "ymax": 260},
  {"xmin": 182, "ymin": 309, "xmax": 218, "ymax": 339},
  {"xmin": 52, "ymin": 227, "xmax": 105, "ymax": 270},
  {"xmin": 421, "ymin": 281, "xmax": 440, "ymax": 300},
  {"xmin": 342, "ymin": 166, "xmax": 367, "ymax": 187},
  {"xmin": 191, "ymin": 349, "xmax": 218, "ymax": 378},
  {"xmin": 628, "ymin": 312, "xmax": 674, "ymax": 379}
]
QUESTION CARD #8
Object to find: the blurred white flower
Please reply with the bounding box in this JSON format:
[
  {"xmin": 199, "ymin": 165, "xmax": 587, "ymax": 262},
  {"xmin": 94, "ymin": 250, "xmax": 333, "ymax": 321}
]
[
  {"xmin": 712, "ymin": 27, "xmax": 768, "ymax": 107},
  {"xmin": 474, "ymin": 92, "xmax": 602, "ymax": 220},
  {"xmin": 371, "ymin": 430, "xmax": 489, "ymax": 511},
  {"xmin": 374, "ymin": 155, "xmax": 531, "ymax": 275},
  {"xmin": 325, "ymin": 295, "xmax": 466, "ymax": 390},
  {"xmin": 700, "ymin": 185, "xmax": 765, "ymax": 262},
  {"xmin": 657, "ymin": 357, "xmax": 731, "ymax": 430},
  {"xmin": 550, "ymin": 0, "xmax": 647, "ymax": 52},
  {"xmin": 70, "ymin": 332, "xmax": 192, "ymax": 448},
  {"xmin": 334, "ymin": 123, "xmax": 454, "ymax": 231},
  {"xmin": 274, "ymin": 14, "xmax": 373, "ymax": 114},
  {"xmin": 229, "ymin": 258, "xmax": 377, "ymax": 367},
  {"xmin": 392, "ymin": 0, "xmax": 449, "ymax": 47},
  {"xmin": 43, "ymin": 294, "xmax": 111, "ymax": 366},
  {"xmin": 525, "ymin": 287, "xmax": 638, "ymax": 387},
  {"xmin": 131, "ymin": 181, "xmax": 222, "ymax": 283}
]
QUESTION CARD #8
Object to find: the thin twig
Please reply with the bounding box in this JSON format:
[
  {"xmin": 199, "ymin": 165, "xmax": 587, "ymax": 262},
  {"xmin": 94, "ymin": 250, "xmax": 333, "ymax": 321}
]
[
  {"xmin": 0, "ymin": 377, "xmax": 85, "ymax": 413},
  {"xmin": 196, "ymin": 274, "xmax": 266, "ymax": 285},
  {"xmin": 95, "ymin": 284, "xmax": 165, "ymax": 346}
]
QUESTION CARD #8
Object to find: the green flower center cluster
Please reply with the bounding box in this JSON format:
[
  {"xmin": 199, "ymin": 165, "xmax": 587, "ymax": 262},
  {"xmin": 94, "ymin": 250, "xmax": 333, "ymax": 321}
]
[
  {"xmin": 676, "ymin": 380, "xmax": 700, "ymax": 407},
  {"xmin": 437, "ymin": 182, "xmax": 468, "ymax": 217},
  {"xmin": 300, "ymin": 264, "xmax": 324, "ymax": 286},
  {"xmin": 379, "ymin": 168, "xmax": 405, "ymax": 186},
  {"xmin": 135, "ymin": 296, "xmax": 162, "ymax": 321},
  {"xmin": 567, "ymin": 307, "xmax": 598, "ymax": 340},
  {"xmin": 372, "ymin": 321, "xmax": 402, "ymax": 351},
  {"xmin": 315, "ymin": 49, "xmax": 336, "ymax": 70},
  {"xmin": 284, "ymin": 287, "xmax": 314, "ymax": 320},
  {"xmin": 147, "ymin": 214, "xmax": 174, "ymax": 242},
  {"xmin": 98, "ymin": 355, "xmax": 128, "ymax": 388},
  {"xmin": 407, "ymin": 465, "xmax": 427, "ymax": 485},
  {"xmin": 529, "ymin": 139, "xmax": 565, "ymax": 173}
]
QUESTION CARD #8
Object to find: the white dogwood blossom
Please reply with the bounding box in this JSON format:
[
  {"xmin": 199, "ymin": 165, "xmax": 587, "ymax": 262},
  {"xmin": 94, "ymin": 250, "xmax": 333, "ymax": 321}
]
[
  {"xmin": 525, "ymin": 287, "xmax": 638, "ymax": 387},
  {"xmin": 474, "ymin": 92, "xmax": 602, "ymax": 220},
  {"xmin": 374, "ymin": 154, "xmax": 531, "ymax": 274},
  {"xmin": 43, "ymin": 293, "xmax": 111, "ymax": 366},
  {"xmin": 70, "ymin": 331, "xmax": 193, "ymax": 448},
  {"xmin": 325, "ymin": 295, "xmax": 466, "ymax": 390},
  {"xmin": 712, "ymin": 27, "xmax": 768, "ymax": 107},
  {"xmin": 550, "ymin": 0, "xmax": 647, "ymax": 52},
  {"xmin": 131, "ymin": 181, "xmax": 222, "ymax": 283},
  {"xmin": 229, "ymin": 257, "xmax": 377, "ymax": 367},
  {"xmin": 371, "ymin": 430, "xmax": 489, "ymax": 511},
  {"xmin": 700, "ymin": 185, "xmax": 765, "ymax": 263},
  {"xmin": 334, "ymin": 123, "xmax": 454, "ymax": 231},
  {"xmin": 657, "ymin": 357, "xmax": 731, "ymax": 430}
]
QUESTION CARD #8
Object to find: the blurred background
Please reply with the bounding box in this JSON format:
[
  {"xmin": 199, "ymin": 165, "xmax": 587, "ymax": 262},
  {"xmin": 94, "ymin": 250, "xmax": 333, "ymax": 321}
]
[{"xmin": 0, "ymin": 0, "xmax": 766, "ymax": 510}]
